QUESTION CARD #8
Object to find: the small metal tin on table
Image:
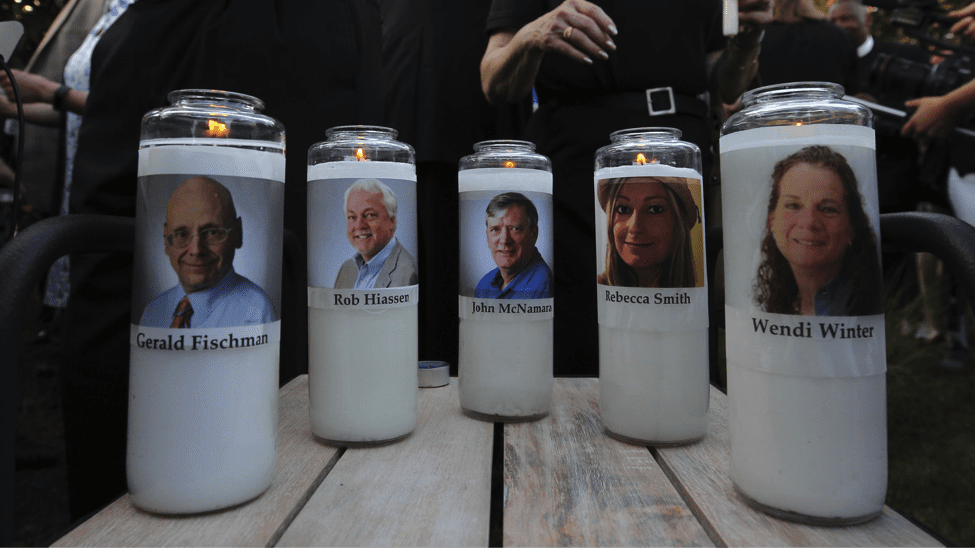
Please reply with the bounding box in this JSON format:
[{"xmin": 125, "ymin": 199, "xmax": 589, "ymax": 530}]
[{"xmin": 418, "ymin": 361, "xmax": 450, "ymax": 388}]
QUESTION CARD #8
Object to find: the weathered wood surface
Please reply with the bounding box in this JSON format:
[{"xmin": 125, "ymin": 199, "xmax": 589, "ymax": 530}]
[
  {"xmin": 503, "ymin": 378, "xmax": 713, "ymax": 547},
  {"xmin": 276, "ymin": 379, "xmax": 493, "ymax": 547},
  {"xmin": 52, "ymin": 374, "xmax": 341, "ymax": 547},
  {"xmin": 655, "ymin": 386, "xmax": 944, "ymax": 547}
]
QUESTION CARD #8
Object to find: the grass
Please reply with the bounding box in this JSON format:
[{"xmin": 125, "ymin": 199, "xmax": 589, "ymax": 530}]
[{"xmin": 883, "ymin": 253, "xmax": 975, "ymax": 546}]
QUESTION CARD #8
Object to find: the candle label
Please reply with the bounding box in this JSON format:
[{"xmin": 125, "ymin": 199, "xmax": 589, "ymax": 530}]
[
  {"xmin": 307, "ymin": 165, "xmax": 418, "ymax": 309},
  {"xmin": 308, "ymin": 286, "xmax": 418, "ymax": 310},
  {"xmin": 593, "ymin": 166, "xmax": 707, "ymax": 331},
  {"xmin": 719, "ymin": 125, "xmax": 887, "ymax": 378},
  {"xmin": 131, "ymin": 143, "xmax": 285, "ymax": 345},
  {"xmin": 458, "ymin": 188, "xmax": 554, "ymax": 321},
  {"xmin": 131, "ymin": 323, "xmax": 279, "ymax": 351}
]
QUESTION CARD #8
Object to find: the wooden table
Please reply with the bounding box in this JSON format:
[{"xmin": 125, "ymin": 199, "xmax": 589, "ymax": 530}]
[{"xmin": 53, "ymin": 376, "xmax": 942, "ymax": 547}]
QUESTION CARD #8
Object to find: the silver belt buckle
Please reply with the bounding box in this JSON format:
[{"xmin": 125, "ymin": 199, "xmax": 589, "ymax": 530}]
[{"xmin": 646, "ymin": 86, "xmax": 676, "ymax": 116}]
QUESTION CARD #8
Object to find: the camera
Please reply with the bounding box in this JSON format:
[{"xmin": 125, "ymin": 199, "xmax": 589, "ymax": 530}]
[{"xmin": 869, "ymin": 51, "xmax": 973, "ymax": 102}]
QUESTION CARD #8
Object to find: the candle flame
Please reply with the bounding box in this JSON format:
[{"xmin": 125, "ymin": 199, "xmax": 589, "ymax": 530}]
[
  {"xmin": 796, "ymin": 122, "xmax": 803, "ymax": 127},
  {"xmin": 356, "ymin": 148, "xmax": 366, "ymax": 161},
  {"xmin": 635, "ymin": 153, "xmax": 647, "ymax": 165},
  {"xmin": 205, "ymin": 119, "xmax": 229, "ymax": 138},
  {"xmin": 504, "ymin": 161, "xmax": 516, "ymax": 168}
]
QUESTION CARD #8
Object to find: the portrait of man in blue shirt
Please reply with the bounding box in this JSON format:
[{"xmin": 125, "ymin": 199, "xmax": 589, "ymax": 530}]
[
  {"xmin": 474, "ymin": 192, "xmax": 553, "ymax": 299},
  {"xmin": 140, "ymin": 176, "xmax": 276, "ymax": 328},
  {"xmin": 334, "ymin": 178, "xmax": 418, "ymax": 289}
]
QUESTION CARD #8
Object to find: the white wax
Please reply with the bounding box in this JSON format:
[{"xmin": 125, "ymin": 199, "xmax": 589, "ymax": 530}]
[
  {"xmin": 308, "ymin": 306, "xmax": 418, "ymax": 443},
  {"xmin": 458, "ymin": 317, "xmax": 552, "ymax": 419},
  {"xmin": 727, "ymin": 364, "xmax": 887, "ymax": 521},
  {"xmin": 127, "ymin": 344, "xmax": 278, "ymax": 514},
  {"xmin": 599, "ymin": 327, "xmax": 709, "ymax": 444}
]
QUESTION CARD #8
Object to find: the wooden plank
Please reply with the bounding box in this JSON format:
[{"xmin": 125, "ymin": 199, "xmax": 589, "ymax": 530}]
[
  {"xmin": 655, "ymin": 386, "xmax": 944, "ymax": 547},
  {"xmin": 503, "ymin": 378, "xmax": 712, "ymax": 547},
  {"xmin": 52, "ymin": 375, "xmax": 341, "ymax": 547},
  {"xmin": 276, "ymin": 378, "xmax": 493, "ymax": 547}
]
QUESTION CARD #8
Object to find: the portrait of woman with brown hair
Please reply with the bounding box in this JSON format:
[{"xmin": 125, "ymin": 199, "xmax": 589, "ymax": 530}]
[
  {"xmin": 754, "ymin": 145, "xmax": 882, "ymax": 316},
  {"xmin": 596, "ymin": 177, "xmax": 700, "ymax": 288}
]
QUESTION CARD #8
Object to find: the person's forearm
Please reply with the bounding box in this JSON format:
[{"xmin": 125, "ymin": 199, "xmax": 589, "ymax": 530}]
[
  {"xmin": 943, "ymin": 78, "xmax": 975, "ymax": 117},
  {"xmin": 481, "ymin": 31, "xmax": 545, "ymax": 106},
  {"xmin": 0, "ymin": 101, "xmax": 61, "ymax": 126},
  {"xmin": 713, "ymin": 29, "xmax": 763, "ymax": 104}
]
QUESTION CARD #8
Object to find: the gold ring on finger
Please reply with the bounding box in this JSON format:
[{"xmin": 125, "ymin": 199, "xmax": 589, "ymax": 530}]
[{"xmin": 563, "ymin": 26, "xmax": 574, "ymax": 40}]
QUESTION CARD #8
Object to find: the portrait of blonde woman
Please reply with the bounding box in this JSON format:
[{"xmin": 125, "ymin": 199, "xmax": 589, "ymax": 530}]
[{"xmin": 596, "ymin": 177, "xmax": 701, "ymax": 288}]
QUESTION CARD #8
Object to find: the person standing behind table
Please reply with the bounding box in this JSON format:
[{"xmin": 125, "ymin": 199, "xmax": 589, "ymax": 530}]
[
  {"xmin": 0, "ymin": 0, "xmax": 109, "ymax": 218},
  {"xmin": 475, "ymin": 192, "xmax": 553, "ymax": 299},
  {"xmin": 0, "ymin": 0, "xmax": 135, "ymax": 317},
  {"xmin": 479, "ymin": 0, "xmax": 772, "ymax": 375},
  {"xmin": 757, "ymin": 0, "xmax": 860, "ymax": 93},
  {"xmin": 333, "ymin": 178, "xmax": 418, "ymax": 289}
]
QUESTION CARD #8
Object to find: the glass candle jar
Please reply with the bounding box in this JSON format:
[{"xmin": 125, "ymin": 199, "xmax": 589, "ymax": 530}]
[
  {"xmin": 130, "ymin": 89, "xmax": 285, "ymax": 513},
  {"xmin": 306, "ymin": 125, "xmax": 418, "ymax": 444},
  {"xmin": 458, "ymin": 140, "xmax": 554, "ymax": 421},
  {"xmin": 720, "ymin": 82, "xmax": 887, "ymax": 524},
  {"xmin": 593, "ymin": 128, "xmax": 709, "ymax": 445}
]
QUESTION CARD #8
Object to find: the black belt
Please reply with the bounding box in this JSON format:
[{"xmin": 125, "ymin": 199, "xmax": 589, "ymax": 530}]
[{"xmin": 555, "ymin": 87, "xmax": 709, "ymax": 118}]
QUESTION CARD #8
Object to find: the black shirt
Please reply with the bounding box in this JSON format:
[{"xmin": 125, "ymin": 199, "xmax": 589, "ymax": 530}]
[{"xmin": 758, "ymin": 19, "xmax": 861, "ymax": 94}]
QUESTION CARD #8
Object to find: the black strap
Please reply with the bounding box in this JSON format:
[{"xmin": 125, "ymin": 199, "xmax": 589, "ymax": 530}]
[
  {"xmin": 555, "ymin": 89, "xmax": 709, "ymax": 118},
  {"xmin": 52, "ymin": 85, "xmax": 70, "ymax": 111}
]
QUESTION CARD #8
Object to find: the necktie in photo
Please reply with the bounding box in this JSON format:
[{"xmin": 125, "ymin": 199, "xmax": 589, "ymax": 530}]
[{"xmin": 171, "ymin": 296, "xmax": 193, "ymax": 328}]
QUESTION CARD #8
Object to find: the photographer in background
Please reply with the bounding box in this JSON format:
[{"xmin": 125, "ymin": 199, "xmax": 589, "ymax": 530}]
[{"xmin": 828, "ymin": 0, "xmax": 932, "ymax": 107}]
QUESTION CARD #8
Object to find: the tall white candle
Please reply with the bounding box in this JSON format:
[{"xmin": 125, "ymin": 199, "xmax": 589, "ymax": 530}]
[
  {"xmin": 720, "ymin": 125, "xmax": 887, "ymax": 523},
  {"xmin": 307, "ymin": 160, "xmax": 418, "ymax": 443},
  {"xmin": 458, "ymin": 166, "xmax": 554, "ymax": 420},
  {"xmin": 129, "ymin": 143, "xmax": 284, "ymax": 513},
  {"xmin": 594, "ymin": 164, "xmax": 709, "ymax": 445}
]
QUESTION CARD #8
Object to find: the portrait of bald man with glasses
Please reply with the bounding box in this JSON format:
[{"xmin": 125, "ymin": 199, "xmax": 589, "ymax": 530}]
[{"xmin": 140, "ymin": 176, "xmax": 276, "ymax": 328}]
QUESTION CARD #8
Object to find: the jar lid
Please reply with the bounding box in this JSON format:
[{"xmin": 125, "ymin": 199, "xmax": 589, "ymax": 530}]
[{"xmin": 741, "ymin": 82, "xmax": 844, "ymax": 108}]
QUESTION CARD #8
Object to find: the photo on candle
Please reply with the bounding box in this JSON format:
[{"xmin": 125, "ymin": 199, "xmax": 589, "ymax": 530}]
[
  {"xmin": 132, "ymin": 174, "xmax": 283, "ymax": 328},
  {"xmin": 307, "ymin": 177, "xmax": 418, "ymax": 290},
  {"xmin": 459, "ymin": 190, "xmax": 553, "ymax": 299},
  {"xmin": 595, "ymin": 176, "xmax": 704, "ymax": 288},
  {"xmin": 721, "ymin": 141, "xmax": 883, "ymax": 317}
]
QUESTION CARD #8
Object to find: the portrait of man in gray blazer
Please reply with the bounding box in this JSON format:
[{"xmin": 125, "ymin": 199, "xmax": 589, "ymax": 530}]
[{"xmin": 334, "ymin": 178, "xmax": 418, "ymax": 289}]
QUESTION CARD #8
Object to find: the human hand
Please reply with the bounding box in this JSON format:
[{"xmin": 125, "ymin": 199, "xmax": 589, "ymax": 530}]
[
  {"xmin": 901, "ymin": 95, "xmax": 961, "ymax": 144},
  {"xmin": 737, "ymin": 0, "xmax": 773, "ymax": 35},
  {"xmin": 0, "ymin": 69, "xmax": 58, "ymax": 105},
  {"xmin": 949, "ymin": 2, "xmax": 975, "ymax": 40},
  {"xmin": 521, "ymin": 0, "xmax": 617, "ymax": 65}
]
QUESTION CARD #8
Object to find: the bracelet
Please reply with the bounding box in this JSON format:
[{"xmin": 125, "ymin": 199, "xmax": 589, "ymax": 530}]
[{"xmin": 52, "ymin": 85, "xmax": 70, "ymax": 111}]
